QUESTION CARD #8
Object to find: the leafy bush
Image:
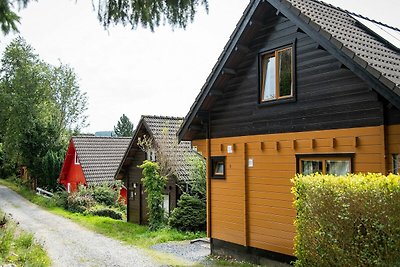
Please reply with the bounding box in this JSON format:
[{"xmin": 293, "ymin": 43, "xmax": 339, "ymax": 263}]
[
  {"xmin": 292, "ymin": 173, "xmax": 400, "ymax": 267},
  {"xmin": 91, "ymin": 184, "xmax": 119, "ymax": 207},
  {"xmin": 52, "ymin": 190, "xmax": 69, "ymax": 209},
  {"xmin": 66, "ymin": 191, "xmax": 96, "ymax": 213},
  {"xmin": 86, "ymin": 205, "xmax": 123, "ymax": 220},
  {"xmin": 169, "ymin": 194, "xmax": 206, "ymax": 232},
  {"xmin": 140, "ymin": 160, "xmax": 167, "ymax": 231},
  {"xmin": 186, "ymin": 154, "xmax": 206, "ymax": 200}
]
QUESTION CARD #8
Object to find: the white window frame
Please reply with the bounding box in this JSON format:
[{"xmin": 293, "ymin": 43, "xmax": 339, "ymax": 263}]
[{"xmin": 74, "ymin": 151, "xmax": 80, "ymax": 165}]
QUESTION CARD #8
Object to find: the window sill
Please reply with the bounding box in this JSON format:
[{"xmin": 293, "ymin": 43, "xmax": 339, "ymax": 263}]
[{"xmin": 258, "ymin": 96, "xmax": 296, "ymax": 108}]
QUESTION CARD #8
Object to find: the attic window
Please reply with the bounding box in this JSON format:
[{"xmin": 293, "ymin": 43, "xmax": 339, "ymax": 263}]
[
  {"xmin": 211, "ymin": 156, "xmax": 225, "ymax": 179},
  {"xmin": 74, "ymin": 152, "xmax": 80, "ymax": 165},
  {"xmin": 260, "ymin": 47, "xmax": 293, "ymax": 102},
  {"xmin": 146, "ymin": 149, "xmax": 156, "ymax": 162}
]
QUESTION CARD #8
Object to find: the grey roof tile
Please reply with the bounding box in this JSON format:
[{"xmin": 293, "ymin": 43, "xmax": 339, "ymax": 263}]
[
  {"xmin": 141, "ymin": 115, "xmax": 199, "ymax": 182},
  {"xmin": 73, "ymin": 136, "xmax": 131, "ymax": 185},
  {"xmin": 287, "ymin": 0, "xmax": 400, "ymax": 87}
]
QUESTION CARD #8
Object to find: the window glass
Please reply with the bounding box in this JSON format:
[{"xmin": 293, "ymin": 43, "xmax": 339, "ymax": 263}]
[
  {"xmin": 326, "ymin": 160, "xmax": 350, "ymax": 176},
  {"xmin": 262, "ymin": 55, "xmax": 276, "ymax": 101},
  {"xmin": 214, "ymin": 162, "xmax": 224, "ymax": 175},
  {"xmin": 278, "ymin": 48, "xmax": 292, "ymax": 97},
  {"xmin": 393, "ymin": 154, "xmax": 399, "ymax": 174},
  {"xmin": 302, "ymin": 160, "xmax": 322, "ymax": 175}
]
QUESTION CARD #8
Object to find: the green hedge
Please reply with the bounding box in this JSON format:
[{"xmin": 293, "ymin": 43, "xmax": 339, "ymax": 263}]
[{"xmin": 292, "ymin": 173, "xmax": 400, "ymax": 267}]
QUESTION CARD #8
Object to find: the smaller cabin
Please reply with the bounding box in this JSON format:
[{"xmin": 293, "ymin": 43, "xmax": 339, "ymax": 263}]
[
  {"xmin": 116, "ymin": 115, "xmax": 197, "ymax": 225},
  {"xmin": 59, "ymin": 136, "xmax": 131, "ymax": 201}
]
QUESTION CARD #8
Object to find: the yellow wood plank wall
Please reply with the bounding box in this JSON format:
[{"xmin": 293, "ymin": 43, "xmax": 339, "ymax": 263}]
[{"xmin": 192, "ymin": 124, "xmax": 396, "ymax": 256}]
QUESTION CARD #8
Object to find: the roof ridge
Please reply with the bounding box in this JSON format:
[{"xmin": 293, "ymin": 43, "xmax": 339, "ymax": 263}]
[
  {"xmin": 141, "ymin": 115, "xmax": 184, "ymax": 120},
  {"xmin": 73, "ymin": 136, "xmax": 131, "ymax": 139}
]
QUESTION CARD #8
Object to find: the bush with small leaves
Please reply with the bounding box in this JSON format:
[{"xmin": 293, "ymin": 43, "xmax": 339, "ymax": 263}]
[
  {"xmin": 292, "ymin": 173, "xmax": 400, "ymax": 267},
  {"xmin": 66, "ymin": 191, "xmax": 96, "ymax": 213},
  {"xmin": 91, "ymin": 184, "xmax": 119, "ymax": 207},
  {"xmin": 168, "ymin": 194, "xmax": 206, "ymax": 232}
]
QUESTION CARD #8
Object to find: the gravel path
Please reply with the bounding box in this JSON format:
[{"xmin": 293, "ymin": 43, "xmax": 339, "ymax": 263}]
[
  {"xmin": 151, "ymin": 239, "xmax": 210, "ymax": 264},
  {"xmin": 0, "ymin": 185, "xmax": 161, "ymax": 267}
]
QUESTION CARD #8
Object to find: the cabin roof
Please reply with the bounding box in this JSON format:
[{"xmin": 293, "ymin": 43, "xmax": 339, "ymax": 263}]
[
  {"xmin": 72, "ymin": 136, "xmax": 131, "ymax": 185},
  {"xmin": 178, "ymin": 0, "xmax": 400, "ymax": 141},
  {"xmin": 117, "ymin": 115, "xmax": 198, "ymax": 182}
]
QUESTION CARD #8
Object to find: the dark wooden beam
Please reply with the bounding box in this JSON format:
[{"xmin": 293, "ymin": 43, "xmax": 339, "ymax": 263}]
[
  {"xmin": 196, "ymin": 111, "xmax": 209, "ymax": 121},
  {"xmin": 315, "ymin": 44, "xmax": 326, "ymax": 51},
  {"xmin": 208, "ymin": 88, "xmax": 223, "ymax": 97},
  {"xmin": 221, "ymin": 68, "xmax": 236, "ymax": 76},
  {"xmin": 276, "ymin": 10, "xmax": 286, "ymax": 17},
  {"xmin": 249, "ymin": 20, "xmax": 263, "ymax": 27},
  {"xmin": 189, "ymin": 125, "xmax": 203, "ymax": 132},
  {"xmin": 235, "ymin": 44, "xmax": 250, "ymax": 54}
]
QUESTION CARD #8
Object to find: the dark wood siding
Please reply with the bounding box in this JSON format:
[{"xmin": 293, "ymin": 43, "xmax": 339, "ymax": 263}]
[
  {"xmin": 127, "ymin": 151, "xmax": 147, "ymax": 224},
  {"xmin": 209, "ymin": 14, "xmax": 384, "ymax": 139},
  {"xmin": 126, "ymin": 149, "xmax": 181, "ymax": 224}
]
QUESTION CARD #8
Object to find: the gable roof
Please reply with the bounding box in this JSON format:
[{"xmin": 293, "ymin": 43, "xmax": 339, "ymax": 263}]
[
  {"xmin": 117, "ymin": 115, "xmax": 197, "ymax": 182},
  {"xmin": 72, "ymin": 136, "xmax": 131, "ymax": 185},
  {"xmin": 178, "ymin": 0, "xmax": 400, "ymax": 141}
]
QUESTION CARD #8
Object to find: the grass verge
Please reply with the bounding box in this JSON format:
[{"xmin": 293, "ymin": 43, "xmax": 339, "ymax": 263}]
[{"xmin": 0, "ymin": 210, "xmax": 51, "ymax": 267}]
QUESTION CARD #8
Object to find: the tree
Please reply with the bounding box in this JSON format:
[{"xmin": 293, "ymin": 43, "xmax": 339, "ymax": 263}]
[
  {"xmin": 0, "ymin": 37, "xmax": 88, "ymax": 189},
  {"xmin": 113, "ymin": 114, "xmax": 134, "ymax": 137},
  {"xmin": 0, "ymin": 0, "xmax": 208, "ymax": 35}
]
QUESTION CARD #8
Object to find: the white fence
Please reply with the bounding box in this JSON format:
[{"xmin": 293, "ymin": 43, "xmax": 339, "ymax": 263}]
[{"xmin": 36, "ymin": 187, "xmax": 54, "ymax": 198}]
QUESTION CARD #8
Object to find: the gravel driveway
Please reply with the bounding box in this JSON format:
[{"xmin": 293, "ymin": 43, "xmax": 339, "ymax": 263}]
[{"xmin": 0, "ymin": 185, "xmax": 161, "ymax": 267}]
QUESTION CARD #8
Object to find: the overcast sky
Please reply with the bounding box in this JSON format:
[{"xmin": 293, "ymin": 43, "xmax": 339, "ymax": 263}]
[{"xmin": 0, "ymin": 0, "xmax": 399, "ymax": 133}]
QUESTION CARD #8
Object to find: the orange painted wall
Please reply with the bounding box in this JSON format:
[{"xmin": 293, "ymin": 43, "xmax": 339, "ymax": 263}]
[{"xmin": 194, "ymin": 125, "xmax": 394, "ymax": 256}]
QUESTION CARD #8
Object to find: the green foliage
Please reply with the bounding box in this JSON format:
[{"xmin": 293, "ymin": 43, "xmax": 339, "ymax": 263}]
[
  {"xmin": 0, "ymin": 0, "xmax": 27, "ymax": 34},
  {"xmin": 113, "ymin": 114, "xmax": 134, "ymax": 137},
  {"xmin": 0, "ymin": 211, "xmax": 51, "ymax": 267},
  {"xmin": 86, "ymin": 205, "xmax": 123, "ymax": 220},
  {"xmin": 140, "ymin": 160, "xmax": 167, "ymax": 231},
  {"xmin": 292, "ymin": 173, "xmax": 400, "ymax": 267},
  {"xmin": 91, "ymin": 184, "xmax": 119, "ymax": 206},
  {"xmin": 186, "ymin": 154, "xmax": 206, "ymax": 199},
  {"xmin": 0, "ymin": 0, "xmax": 208, "ymax": 35},
  {"xmin": 168, "ymin": 194, "xmax": 206, "ymax": 232},
  {"xmin": 66, "ymin": 190, "xmax": 96, "ymax": 213},
  {"xmin": 0, "ymin": 37, "xmax": 88, "ymax": 189},
  {"xmin": 96, "ymin": 0, "xmax": 208, "ymax": 31},
  {"xmin": 52, "ymin": 190, "xmax": 69, "ymax": 209}
]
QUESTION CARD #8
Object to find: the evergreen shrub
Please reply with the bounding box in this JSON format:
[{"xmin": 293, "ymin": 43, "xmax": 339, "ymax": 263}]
[
  {"xmin": 292, "ymin": 173, "xmax": 400, "ymax": 267},
  {"xmin": 169, "ymin": 194, "xmax": 206, "ymax": 232}
]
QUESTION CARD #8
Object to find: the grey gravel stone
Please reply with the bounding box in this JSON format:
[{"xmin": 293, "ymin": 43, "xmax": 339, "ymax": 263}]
[
  {"xmin": 0, "ymin": 185, "xmax": 160, "ymax": 267},
  {"xmin": 151, "ymin": 239, "xmax": 210, "ymax": 264}
]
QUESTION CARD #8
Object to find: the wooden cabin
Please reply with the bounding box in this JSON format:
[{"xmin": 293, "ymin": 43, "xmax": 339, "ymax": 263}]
[
  {"xmin": 178, "ymin": 0, "xmax": 400, "ymax": 264},
  {"xmin": 116, "ymin": 115, "xmax": 197, "ymax": 225},
  {"xmin": 58, "ymin": 136, "xmax": 131, "ymax": 202}
]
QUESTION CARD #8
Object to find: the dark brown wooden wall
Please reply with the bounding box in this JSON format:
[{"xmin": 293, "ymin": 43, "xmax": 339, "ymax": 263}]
[
  {"xmin": 127, "ymin": 151, "xmax": 146, "ymax": 224},
  {"xmin": 209, "ymin": 14, "xmax": 386, "ymax": 139},
  {"xmin": 126, "ymin": 150, "xmax": 181, "ymax": 225}
]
